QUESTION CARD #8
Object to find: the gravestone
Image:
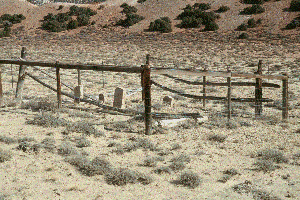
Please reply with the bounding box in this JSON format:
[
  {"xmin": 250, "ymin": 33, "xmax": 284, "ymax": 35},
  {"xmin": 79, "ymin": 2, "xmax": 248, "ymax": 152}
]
[
  {"xmin": 99, "ymin": 93, "xmax": 105, "ymax": 103},
  {"xmin": 74, "ymin": 85, "xmax": 83, "ymax": 104},
  {"xmin": 163, "ymin": 95, "xmax": 173, "ymax": 106},
  {"xmin": 113, "ymin": 87, "xmax": 125, "ymax": 108}
]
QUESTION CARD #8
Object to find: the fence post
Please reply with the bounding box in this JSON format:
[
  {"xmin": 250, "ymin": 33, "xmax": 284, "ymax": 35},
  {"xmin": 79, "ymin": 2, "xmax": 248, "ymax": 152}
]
[
  {"xmin": 227, "ymin": 68, "xmax": 232, "ymax": 120},
  {"xmin": 56, "ymin": 62, "xmax": 62, "ymax": 109},
  {"xmin": 255, "ymin": 60, "xmax": 263, "ymax": 117},
  {"xmin": 143, "ymin": 54, "xmax": 151, "ymax": 135},
  {"xmin": 75, "ymin": 68, "xmax": 81, "ymax": 104},
  {"xmin": 15, "ymin": 47, "xmax": 27, "ymax": 106},
  {"xmin": 282, "ymin": 73, "xmax": 288, "ymax": 121},
  {"xmin": 0, "ymin": 66, "xmax": 3, "ymax": 107},
  {"xmin": 202, "ymin": 67, "xmax": 207, "ymax": 108}
]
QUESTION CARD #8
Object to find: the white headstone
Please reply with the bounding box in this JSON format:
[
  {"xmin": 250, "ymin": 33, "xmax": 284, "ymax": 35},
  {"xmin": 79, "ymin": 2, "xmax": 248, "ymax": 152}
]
[
  {"xmin": 163, "ymin": 95, "xmax": 173, "ymax": 106},
  {"xmin": 113, "ymin": 87, "xmax": 125, "ymax": 108},
  {"xmin": 74, "ymin": 85, "xmax": 83, "ymax": 103}
]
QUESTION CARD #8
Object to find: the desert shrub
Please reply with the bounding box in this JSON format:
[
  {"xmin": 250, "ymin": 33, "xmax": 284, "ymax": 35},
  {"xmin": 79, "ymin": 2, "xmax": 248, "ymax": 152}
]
[
  {"xmin": 0, "ymin": 148, "xmax": 12, "ymax": 163},
  {"xmin": 237, "ymin": 32, "xmax": 249, "ymax": 39},
  {"xmin": 207, "ymin": 133, "xmax": 227, "ymax": 142},
  {"xmin": 0, "ymin": 136, "xmax": 17, "ymax": 144},
  {"xmin": 169, "ymin": 161, "xmax": 186, "ymax": 171},
  {"xmin": 242, "ymin": 0, "xmax": 264, "ymax": 4},
  {"xmin": 117, "ymin": 13, "xmax": 144, "ymax": 27},
  {"xmin": 68, "ymin": 5, "xmax": 97, "ymax": 16},
  {"xmin": 256, "ymin": 18, "xmax": 262, "ymax": 24},
  {"xmin": 240, "ymin": 5, "xmax": 265, "ymax": 15},
  {"xmin": 223, "ymin": 168, "xmax": 239, "ymax": 175},
  {"xmin": 171, "ymin": 153, "xmax": 191, "ymax": 163},
  {"xmin": 67, "ymin": 19, "xmax": 79, "ymax": 29},
  {"xmin": 0, "ymin": 26, "xmax": 11, "ymax": 38},
  {"xmin": 120, "ymin": 3, "xmax": 138, "ymax": 15},
  {"xmin": 18, "ymin": 137, "xmax": 35, "ymax": 143},
  {"xmin": 193, "ymin": 3, "xmax": 211, "ymax": 11},
  {"xmin": 0, "ymin": 14, "xmax": 26, "ymax": 24},
  {"xmin": 256, "ymin": 149, "xmax": 288, "ymax": 163},
  {"xmin": 77, "ymin": 14, "xmax": 90, "ymax": 26},
  {"xmin": 21, "ymin": 97, "xmax": 57, "ymax": 111},
  {"xmin": 17, "ymin": 141, "xmax": 31, "ymax": 152},
  {"xmin": 170, "ymin": 143, "xmax": 182, "ymax": 150},
  {"xmin": 253, "ymin": 159, "xmax": 278, "ymax": 172},
  {"xmin": 203, "ymin": 21, "xmax": 219, "ymax": 31},
  {"xmin": 56, "ymin": 13, "xmax": 71, "ymax": 23},
  {"xmin": 215, "ymin": 5, "xmax": 230, "ymax": 13},
  {"xmin": 247, "ymin": 18, "xmax": 256, "ymax": 28},
  {"xmin": 137, "ymin": 0, "xmax": 147, "ymax": 3},
  {"xmin": 41, "ymin": 20, "xmax": 67, "ymax": 32},
  {"xmin": 176, "ymin": 171, "xmax": 201, "ymax": 188},
  {"xmin": 148, "ymin": 17, "xmax": 172, "ymax": 33},
  {"xmin": 58, "ymin": 5, "xmax": 64, "ymax": 10},
  {"xmin": 142, "ymin": 157, "xmax": 157, "ymax": 167},
  {"xmin": 66, "ymin": 121, "xmax": 104, "ymax": 136},
  {"xmin": 154, "ymin": 166, "xmax": 172, "ymax": 174},
  {"xmin": 74, "ymin": 137, "xmax": 90, "ymax": 148},
  {"xmin": 179, "ymin": 16, "xmax": 202, "ymax": 28},
  {"xmin": 105, "ymin": 168, "xmax": 139, "ymax": 186},
  {"xmin": 86, "ymin": 156, "xmax": 112, "ymax": 176},
  {"xmin": 137, "ymin": 173, "xmax": 153, "ymax": 185},
  {"xmin": 57, "ymin": 142, "xmax": 77, "ymax": 156},
  {"xmin": 285, "ymin": 18, "xmax": 300, "ymax": 29},
  {"xmin": 98, "ymin": 5, "xmax": 105, "ymax": 10},
  {"xmin": 237, "ymin": 23, "xmax": 248, "ymax": 31},
  {"xmin": 27, "ymin": 112, "xmax": 67, "ymax": 127},
  {"xmin": 65, "ymin": 154, "xmax": 90, "ymax": 169},
  {"xmin": 289, "ymin": 0, "xmax": 300, "ymax": 11},
  {"xmin": 41, "ymin": 137, "xmax": 56, "ymax": 152}
]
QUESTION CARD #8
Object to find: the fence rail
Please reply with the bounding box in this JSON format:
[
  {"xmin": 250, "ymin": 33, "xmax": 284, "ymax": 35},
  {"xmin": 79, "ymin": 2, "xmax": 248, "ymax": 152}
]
[{"xmin": 0, "ymin": 48, "xmax": 289, "ymax": 134}]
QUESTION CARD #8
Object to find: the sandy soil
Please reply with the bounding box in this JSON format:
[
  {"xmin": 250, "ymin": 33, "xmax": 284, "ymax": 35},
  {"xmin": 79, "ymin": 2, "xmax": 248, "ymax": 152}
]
[{"xmin": 1, "ymin": 0, "xmax": 300, "ymax": 200}]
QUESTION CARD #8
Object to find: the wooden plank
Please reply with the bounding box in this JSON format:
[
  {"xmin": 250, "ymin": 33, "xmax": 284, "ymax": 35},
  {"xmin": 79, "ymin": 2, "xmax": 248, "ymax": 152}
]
[
  {"xmin": 0, "ymin": 65, "xmax": 3, "ymax": 107},
  {"xmin": 232, "ymin": 72, "xmax": 287, "ymax": 80},
  {"xmin": 152, "ymin": 80, "xmax": 273, "ymax": 102},
  {"xmin": 282, "ymin": 73, "xmax": 289, "ymax": 121},
  {"xmin": 56, "ymin": 62, "xmax": 62, "ymax": 109},
  {"xmin": 255, "ymin": 60, "xmax": 263, "ymax": 117},
  {"xmin": 0, "ymin": 59, "xmax": 142, "ymax": 73},
  {"xmin": 162, "ymin": 74, "xmax": 280, "ymax": 88},
  {"xmin": 144, "ymin": 54, "xmax": 152, "ymax": 135},
  {"xmin": 153, "ymin": 69, "xmax": 231, "ymax": 78},
  {"xmin": 15, "ymin": 47, "xmax": 27, "ymax": 106}
]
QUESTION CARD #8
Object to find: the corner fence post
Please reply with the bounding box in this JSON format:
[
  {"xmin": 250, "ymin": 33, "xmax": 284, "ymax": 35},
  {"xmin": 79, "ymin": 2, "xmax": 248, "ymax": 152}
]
[
  {"xmin": 255, "ymin": 60, "xmax": 263, "ymax": 117},
  {"xmin": 143, "ymin": 54, "xmax": 152, "ymax": 135},
  {"xmin": 15, "ymin": 47, "xmax": 27, "ymax": 106},
  {"xmin": 282, "ymin": 73, "xmax": 289, "ymax": 121},
  {"xmin": 56, "ymin": 61, "xmax": 62, "ymax": 109},
  {"xmin": 227, "ymin": 68, "xmax": 232, "ymax": 121},
  {"xmin": 202, "ymin": 67, "xmax": 207, "ymax": 108},
  {"xmin": 0, "ymin": 65, "xmax": 3, "ymax": 107}
]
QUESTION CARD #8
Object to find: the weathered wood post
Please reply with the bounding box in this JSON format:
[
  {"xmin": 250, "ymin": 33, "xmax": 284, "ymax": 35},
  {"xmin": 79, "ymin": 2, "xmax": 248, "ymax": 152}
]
[
  {"xmin": 255, "ymin": 60, "xmax": 263, "ymax": 117},
  {"xmin": 282, "ymin": 73, "xmax": 289, "ymax": 121},
  {"xmin": 55, "ymin": 61, "xmax": 62, "ymax": 109},
  {"xmin": 202, "ymin": 67, "xmax": 207, "ymax": 108},
  {"xmin": 0, "ymin": 65, "xmax": 3, "ymax": 107},
  {"xmin": 143, "ymin": 54, "xmax": 152, "ymax": 135},
  {"xmin": 15, "ymin": 47, "xmax": 27, "ymax": 106},
  {"xmin": 227, "ymin": 68, "xmax": 232, "ymax": 120},
  {"xmin": 74, "ymin": 68, "xmax": 82, "ymax": 104}
]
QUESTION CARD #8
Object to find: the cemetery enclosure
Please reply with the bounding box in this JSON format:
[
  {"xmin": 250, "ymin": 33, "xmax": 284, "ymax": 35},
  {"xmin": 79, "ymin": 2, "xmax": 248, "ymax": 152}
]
[{"xmin": 0, "ymin": 47, "xmax": 289, "ymax": 134}]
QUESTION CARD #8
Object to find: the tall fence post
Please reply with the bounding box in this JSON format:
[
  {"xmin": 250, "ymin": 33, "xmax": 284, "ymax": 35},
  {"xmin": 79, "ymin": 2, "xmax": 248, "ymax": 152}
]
[
  {"xmin": 227, "ymin": 69, "xmax": 232, "ymax": 121},
  {"xmin": 0, "ymin": 65, "xmax": 3, "ymax": 107},
  {"xmin": 255, "ymin": 60, "xmax": 263, "ymax": 117},
  {"xmin": 202, "ymin": 67, "xmax": 207, "ymax": 108},
  {"xmin": 143, "ymin": 54, "xmax": 151, "ymax": 135},
  {"xmin": 282, "ymin": 73, "xmax": 289, "ymax": 121},
  {"xmin": 15, "ymin": 47, "xmax": 27, "ymax": 106},
  {"xmin": 74, "ymin": 68, "xmax": 82, "ymax": 104},
  {"xmin": 56, "ymin": 62, "xmax": 62, "ymax": 109}
]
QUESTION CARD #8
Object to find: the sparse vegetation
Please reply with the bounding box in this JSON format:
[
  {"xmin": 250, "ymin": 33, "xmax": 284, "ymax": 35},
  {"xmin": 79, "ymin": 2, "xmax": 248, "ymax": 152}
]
[
  {"xmin": 169, "ymin": 161, "xmax": 186, "ymax": 171},
  {"xmin": 58, "ymin": 5, "xmax": 64, "ymax": 10},
  {"xmin": 242, "ymin": 0, "xmax": 265, "ymax": 4},
  {"xmin": 0, "ymin": 148, "xmax": 12, "ymax": 163},
  {"xmin": 207, "ymin": 133, "xmax": 227, "ymax": 143},
  {"xmin": 41, "ymin": 137, "xmax": 56, "ymax": 153},
  {"xmin": 148, "ymin": 17, "xmax": 172, "ymax": 33},
  {"xmin": 0, "ymin": 14, "xmax": 26, "ymax": 24},
  {"xmin": 285, "ymin": 17, "xmax": 300, "ymax": 29},
  {"xmin": 117, "ymin": 3, "xmax": 144, "ymax": 27},
  {"xmin": 238, "ymin": 32, "xmax": 249, "ymax": 39},
  {"xmin": 0, "ymin": 26, "xmax": 11, "ymax": 38},
  {"xmin": 253, "ymin": 149, "xmax": 288, "ymax": 172},
  {"xmin": 215, "ymin": 5, "xmax": 230, "ymax": 13},
  {"xmin": 203, "ymin": 21, "xmax": 219, "ymax": 31},
  {"xmin": 289, "ymin": 0, "xmax": 300, "ymax": 11},
  {"xmin": 237, "ymin": 23, "xmax": 248, "ymax": 31},
  {"xmin": 57, "ymin": 142, "xmax": 77, "ymax": 156},
  {"xmin": 104, "ymin": 168, "xmax": 139, "ymax": 186},
  {"xmin": 0, "ymin": 136, "xmax": 17, "ymax": 144},
  {"xmin": 240, "ymin": 5, "xmax": 265, "ymax": 15},
  {"xmin": 142, "ymin": 156, "xmax": 157, "ymax": 167},
  {"xmin": 75, "ymin": 137, "xmax": 91, "ymax": 148},
  {"xmin": 176, "ymin": 171, "xmax": 201, "ymax": 189}
]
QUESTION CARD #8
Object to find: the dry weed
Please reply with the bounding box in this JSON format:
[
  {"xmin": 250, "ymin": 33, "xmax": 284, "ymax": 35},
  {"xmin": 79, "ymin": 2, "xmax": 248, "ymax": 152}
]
[
  {"xmin": 175, "ymin": 171, "xmax": 201, "ymax": 189},
  {"xmin": 0, "ymin": 148, "xmax": 12, "ymax": 163}
]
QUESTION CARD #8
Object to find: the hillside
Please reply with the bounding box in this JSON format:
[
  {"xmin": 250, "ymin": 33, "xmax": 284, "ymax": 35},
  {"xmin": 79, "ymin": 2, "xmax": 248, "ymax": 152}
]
[{"xmin": 0, "ymin": 0, "xmax": 300, "ymax": 36}]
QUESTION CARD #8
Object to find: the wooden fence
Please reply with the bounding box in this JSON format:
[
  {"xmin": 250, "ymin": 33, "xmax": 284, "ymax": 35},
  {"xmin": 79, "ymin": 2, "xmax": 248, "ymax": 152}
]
[{"xmin": 0, "ymin": 47, "xmax": 289, "ymax": 135}]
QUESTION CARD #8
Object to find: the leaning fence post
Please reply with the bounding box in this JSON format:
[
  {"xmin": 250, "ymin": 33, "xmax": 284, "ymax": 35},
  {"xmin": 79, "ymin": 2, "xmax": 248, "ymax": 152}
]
[
  {"xmin": 0, "ymin": 66, "xmax": 3, "ymax": 107},
  {"xmin": 227, "ymin": 68, "xmax": 232, "ymax": 120},
  {"xmin": 255, "ymin": 60, "xmax": 263, "ymax": 117},
  {"xmin": 202, "ymin": 67, "xmax": 207, "ymax": 108},
  {"xmin": 56, "ymin": 62, "xmax": 62, "ymax": 109},
  {"xmin": 15, "ymin": 47, "xmax": 27, "ymax": 106},
  {"xmin": 143, "ymin": 54, "xmax": 152, "ymax": 135},
  {"xmin": 282, "ymin": 73, "xmax": 289, "ymax": 121}
]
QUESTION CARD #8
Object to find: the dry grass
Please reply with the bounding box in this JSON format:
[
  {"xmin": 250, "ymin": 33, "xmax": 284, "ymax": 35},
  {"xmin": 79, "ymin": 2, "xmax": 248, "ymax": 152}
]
[
  {"xmin": 175, "ymin": 171, "xmax": 201, "ymax": 189},
  {"xmin": 21, "ymin": 97, "xmax": 57, "ymax": 112},
  {"xmin": 0, "ymin": 136, "xmax": 17, "ymax": 144},
  {"xmin": 0, "ymin": 148, "xmax": 12, "ymax": 163}
]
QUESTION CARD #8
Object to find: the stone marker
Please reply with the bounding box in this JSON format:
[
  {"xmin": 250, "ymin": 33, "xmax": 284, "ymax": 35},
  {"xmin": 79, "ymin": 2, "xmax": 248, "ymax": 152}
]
[
  {"xmin": 74, "ymin": 85, "xmax": 83, "ymax": 104},
  {"xmin": 99, "ymin": 93, "xmax": 105, "ymax": 103},
  {"xmin": 113, "ymin": 87, "xmax": 125, "ymax": 108},
  {"xmin": 163, "ymin": 95, "xmax": 173, "ymax": 106}
]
